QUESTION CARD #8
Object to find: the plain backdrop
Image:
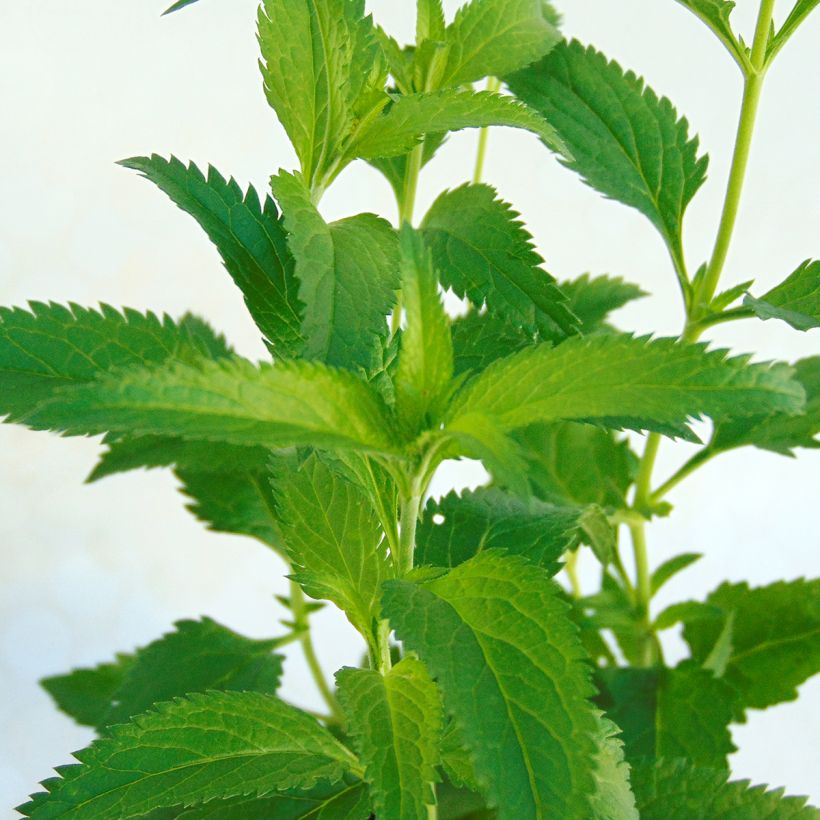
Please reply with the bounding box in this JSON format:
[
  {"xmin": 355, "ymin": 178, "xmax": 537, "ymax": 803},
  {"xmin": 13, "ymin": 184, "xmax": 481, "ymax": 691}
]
[{"xmin": 0, "ymin": 0, "xmax": 818, "ymax": 814}]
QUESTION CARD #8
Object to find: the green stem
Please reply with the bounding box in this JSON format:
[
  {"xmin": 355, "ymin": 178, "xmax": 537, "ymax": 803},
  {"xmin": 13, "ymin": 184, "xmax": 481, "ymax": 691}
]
[
  {"xmin": 628, "ymin": 522, "xmax": 660, "ymax": 667},
  {"xmin": 565, "ymin": 549, "xmax": 582, "ymax": 598},
  {"xmin": 399, "ymin": 490, "xmax": 422, "ymax": 575},
  {"xmin": 400, "ymin": 143, "xmax": 425, "ymax": 226},
  {"xmin": 376, "ymin": 618, "xmax": 393, "ymax": 674},
  {"xmin": 650, "ymin": 448, "xmax": 717, "ymax": 504},
  {"xmin": 473, "ymin": 76, "xmax": 502, "ymax": 184}
]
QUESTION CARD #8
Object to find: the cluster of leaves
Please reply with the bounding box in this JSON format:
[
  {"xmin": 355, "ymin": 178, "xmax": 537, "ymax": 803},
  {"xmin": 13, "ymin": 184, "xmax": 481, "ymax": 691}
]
[{"xmin": 4, "ymin": 0, "xmax": 819, "ymax": 817}]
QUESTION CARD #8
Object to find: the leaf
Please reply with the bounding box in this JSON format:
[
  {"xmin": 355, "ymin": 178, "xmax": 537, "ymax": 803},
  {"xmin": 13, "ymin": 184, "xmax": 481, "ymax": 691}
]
[
  {"xmin": 271, "ymin": 453, "xmax": 387, "ymax": 654},
  {"xmin": 417, "ymin": 0, "xmax": 446, "ymax": 44},
  {"xmin": 19, "ymin": 691, "xmax": 359, "ymax": 819},
  {"xmin": 447, "ymin": 334, "xmax": 805, "ymax": 440},
  {"xmin": 421, "ymin": 184, "xmax": 576, "ymax": 337},
  {"xmin": 352, "ymin": 89, "xmax": 566, "ymax": 161},
  {"xmin": 257, "ymin": 0, "xmax": 386, "ymax": 188},
  {"xmin": 769, "ymin": 0, "xmax": 820, "ymax": 60},
  {"xmin": 744, "ymin": 260, "xmax": 820, "ymax": 331},
  {"xmin": 0, "ymin": 303, "xmax": 230, "ymax": 419},
  {"xmin": 163, "ymin": 0, "xmax": 200, "ymax": 13},
  {"xmin": 43, "ymin": 618, "xmax": 284, "ymax": 732},
  {"xmin": 441, "ymin": 0, "xmax": 561, "ymax": 87},
  {"xmin": 650, "ymin": 552, "xmax": 703, "ymax": 595},
  {"xmin": 337, "ymin": 657, "xmax": 442, "ymax": 819},
  {"xmin": 121, "ymin": 156, "xmax": 302, "ymax": 357},
  {"xmin": 368, "ymin": 133, "xmax": 448, "ymax": 203},
  {"xmin": 383, "ymin": 551, "xmax": 604, "ymax": 819},
  {"xmin": 395, "ymin": 227, "xmax": 453, "ymax": 434},
  {"xmin": 588, "ymin": 717, "xmax": 639, "ymax": 820},
  {"xmin": 17, "ymin": 357, "xmax": 400, "ymax": 455},
  {"xmin": 451, "ymin": 310, "xmax": 534, "ymax": 377},
  {"xmin": 631, "ymin": 758, "xmax": 819, "ymax": 819},
  {"xmin": 506, "ymin": 41, "xmax": 708, "ymax": 267},
  {"xmin": 415, "ymin": 487, "xmax": 580, "ymax": 570},
  {"xmin": 683, "ymin": 578, "xmax": 820, "ymax": 714},
  {"xmin": 270, "ymin": 172, "xmax": 399, "ymax": 371},
  {"xmin": 672, "ymin": 1, "xmax": 749, "ymax": 69},
  {"xmin": 596, "ymin": 661, "xmax": 737, "ymax": 770},
  {"xmin": 558, "ymin": 274, "xmax": 646, "ymax": 334}
]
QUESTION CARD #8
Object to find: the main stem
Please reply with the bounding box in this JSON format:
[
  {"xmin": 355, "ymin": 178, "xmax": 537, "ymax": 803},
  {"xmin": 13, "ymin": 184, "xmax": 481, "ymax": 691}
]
[{"xmin": 473, "ymin": 76, "xmax": 502, "ymax": 184}]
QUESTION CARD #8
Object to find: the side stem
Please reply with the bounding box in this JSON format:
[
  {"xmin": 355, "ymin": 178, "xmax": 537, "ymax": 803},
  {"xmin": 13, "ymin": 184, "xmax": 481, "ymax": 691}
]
[{"xmin": 473, "ymin": 76, "xmax": 502, "ymax": 184}]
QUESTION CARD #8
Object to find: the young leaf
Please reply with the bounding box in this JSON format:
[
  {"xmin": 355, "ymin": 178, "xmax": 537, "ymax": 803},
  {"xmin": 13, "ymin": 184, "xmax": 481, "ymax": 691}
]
[
  {"xmin": 271, "ymin": 453, "xmax": 387, "ymax": 654},
  {"xmin": 683, "ymin": 578, "xmax": 820, "ymax": 714},
  {"xmin": 650, "ymin": 552, "xmax": 703, "ymax": 595},
  {"xmin": 163, "ymin": 0, "xmax": 200, "ymax": 13},
  {"xmin": 596, "ymin": 661, "xmax": 737, "ymax": 770},
  {"xmin": 120, "ymin": 157, "xmax": 303, "ymax": 357},
  {"xmin": 441, "ymin": 0, "xmax": 561, "ymax": 87},
  {"xmin": 672, "ymin": 1, "xmax": 749, "ymax": 69},
  {"xmin": 421, "ymin": 184, "xmax": 576, "ymax": 337},
  {"xmin": 631, "ymin": 758, "xmax": 819, "ymax": 819},
  {"xmin": 446, "ymin": 334, "xmax": 805, "ymax": 439},
  {"xmin": 506, "ymin": 41, "xmax": 708, "ymax": 270},
  {"xmin": 417, "ymin": 0, "xmax": 446, "ymax": 44},
  {"xmin": 769, "ymin": 0, "xmax": 820, "ymax": 61},
  {"xmin": 383, "ymin": 551, "xmax": 603, "ymax": 819},
  {"xmin": 270, "ymin": 172, "xmax": 399, "ymax": 371},
  {"xmin": 19, "ymin": 691, "xmax": 359, "ymax": 818},
  {"xmin": 451, "ymin": 310, "xmax": 534, "ymax": 376},
  {"xmin": 744, "ymin": 259, "xmax": 820, "ymax": 331},
  {"xmin": 43, "ymin": 618, "xmax": 284, "ymax": 732},
  {"xmin": 415, "ymin": 487, "xmax": 580, "ymax": 570},
  {"xmin": 337, "ymin": 657, "xmax": 442, "ymax": 819},
  {"xmin": 558, "ymin": 274, "xmax": 647, "ymax": 334}
]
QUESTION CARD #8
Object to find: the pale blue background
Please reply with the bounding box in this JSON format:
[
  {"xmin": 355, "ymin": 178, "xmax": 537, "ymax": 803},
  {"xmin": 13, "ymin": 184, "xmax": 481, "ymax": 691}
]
[{"xmin": 0, "ymin": 0, "xmax": 818, "ymax": 814}]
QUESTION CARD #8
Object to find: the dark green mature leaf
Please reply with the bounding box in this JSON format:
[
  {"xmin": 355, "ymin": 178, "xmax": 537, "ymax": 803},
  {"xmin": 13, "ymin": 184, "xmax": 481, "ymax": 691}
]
[
  {"xmin": 270, "ymin": 172, "xmax": 399, "ymax": 371},
  {"xmin": 632, "ymin": 758, "xmax": 819, "ymax": 819},
  {"xmin": 451, "ymin": 310, "xmax": 534, "ymax": 377},
  {"xmin": 18, "ymin": 357, "xmax": 400, "ymax": 455},
  {"xmin": 596, "ymin": 662, "xmax": 736, "ymax": 770},
  {"xmin": 19, "ymin": 691, "xmax": 359, "ymax": 819},
  {"xmin": 416, "ymin": 488, "xmax": 579, "ymax": 570},
  {"xmin": 683, "ymin": 579, "xmax": 820, "ymax": 714},
  {"xmin": 0, "ymin": 303, "xmax": 229, "ymax": 419},
  {"xmin": 337, "ymin": 657, "xmax": 442, "ymax": 819},
  {"xmin": 447, "ymin": 334, "xmax": 804, "ymax": 439},
  {"xmin": 383, "ymin": 551, "xmax": 603, "ymax": 819},
  {"xmin": 441, "ymin": 0, "xmax": 561, "ymax": 87},
  {"xmin": 672, "ymin": 1, "xmax": 749, "ymax": 69},
  {"xmin": 744, "ymin": 260, "xmax": 820, "ymax": 331},
  {"xmin": 558, "ymin": 274, "xmax": 646, "ymax": 334},
  {"xmin": 422, "ymin": 184, "xmax": 576, "ymax": 337},
  {"xmin": 507, "ymin": 41, "xmax": 708, "ymax": 267},
  {"xmin": 43, "ymin": 619, "xmax": 283, "ymax": 732},
  {"xmin": 769, "ymin": 0, "xmax": 820, "ymax": 60},
  {"xmin": 121, "ymin": 156, "xmax": 302, "ymax": 356},
  {"xmin": 272, "ymin": 453, "xmax": 387, "ymax": 652}
]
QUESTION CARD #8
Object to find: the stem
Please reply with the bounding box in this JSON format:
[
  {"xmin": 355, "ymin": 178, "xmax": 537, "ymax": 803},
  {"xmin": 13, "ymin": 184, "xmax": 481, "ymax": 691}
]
[
  {"xmin": 628, "ymin": 522, "xmax": 660, "ymax": 667},
  {"xmin": 473, "ymin": 76, "xmax": 501, "ymax": 184},
  {"xmin": 400, "ymin": 143, "xmax": 424, "ymax": 225},
  {"xmin": 376, "ymin": 618, "xmax": 393, "ymax": 674},
  {"xmin": 633, "ymin": 433, "xmax": 662, "ymax": 511},
  {"xmin": 565, "ymin": 549, "xmax": 582, "ymax": 598},
  {"xmin": 650, "ymin": 448, "xmax": 717, "ymax": 503},
  {"xmin": 399, "ymin": 490, "xmax": 422, "ymax": 575}
]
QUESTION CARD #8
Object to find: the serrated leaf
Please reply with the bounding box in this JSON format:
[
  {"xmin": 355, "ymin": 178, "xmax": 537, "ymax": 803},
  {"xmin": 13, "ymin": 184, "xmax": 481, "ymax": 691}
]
[
  {"xmin": 19, "ymin": 691, "xmax": 359, "ymax": 819},
  {"xmin": 337, "ymin": 657, "xmax": 442, "ymax": 819},
  {"xmin": 672, "ymin": 1, "xmax": 748, "ymax": 69},
  {"xmin": 447, "ymin": 334, "xmax": 804, "ymax": 440},
  {"xmin": 417, "ymin": 0, "xmax": 446, "ymax": 44},
  {"xmin": 416, "ymin": 487, "xmax": 580, "ymax": 570},
  {"xmin": 395, "ymin": 227, "xmax": 453, "ymax": 434},
  {"xmin": 271, "ymin": 453, "xmax": 387, "ymax": 654},
  {"xmin": 650, "ymin": 552, "xmax": 702, "ymax": 595},
  {"xmin": 383, "ymin": 551, "xmax": 603, "ymax": 819},
  {"xmin": 352, "ymin": 89, "xmax": 566, "ymax": 160},
  {"xmin": 596, "ymin": 661, "xmax": 737, "ymax": 770},
  {"xmin": 683, "ymin": 578, "xmax": 820, "ymax": 714},
  {"xmin": 631, "ymin": 758, "xmax": 819, "ymax": 819},
  {"xmin": 121, "ymin": 156, "xmax": 302, "ymax": 357},
  {"xmin": 270, "ymin": 172, "xmax": 399, "ymax": 371},
  {"xmin": 558, "ymin": 274, "xmax": 646, "ymax": 334},
  {"xmin": 451, "ymin": 310, "xmax": 534, "ymax": 376},
  {"xmin": 589, "ymin": 717, "xmax": 639, "ymax": 820},
  {"xmin": 439, "ymin": 722, "xmax": 480, "ymax": 792},
  {"xmin": 744, "ymin": 260, "xmax": 820, "ymax": 331},
  {"xmin": 507, "ymin": 41, "xmax": 708, "ymax": 267},
  {"xmin": 441, "ymin": 0, "xmax": 561, "ymax": 87},
  {"xmin": 17, "ymin": 357, "xmax": 400, "ymax": 455},
  {"xmin": 421, "ymin": 184, "xmax": 576, "ymax": 337}
]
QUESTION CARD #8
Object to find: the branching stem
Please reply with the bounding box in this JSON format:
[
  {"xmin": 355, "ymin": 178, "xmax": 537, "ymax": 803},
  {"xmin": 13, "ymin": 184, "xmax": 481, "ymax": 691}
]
[{"xmin": 473, "ymin": 76, "xmax": 502, "ymax": 184}]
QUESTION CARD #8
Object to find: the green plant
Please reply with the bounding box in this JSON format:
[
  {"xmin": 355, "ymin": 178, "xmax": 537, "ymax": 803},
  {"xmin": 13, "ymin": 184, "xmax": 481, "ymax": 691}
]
[{"xmin": 5, "ymin": 0, "xmax": 819, "ymax": 816}]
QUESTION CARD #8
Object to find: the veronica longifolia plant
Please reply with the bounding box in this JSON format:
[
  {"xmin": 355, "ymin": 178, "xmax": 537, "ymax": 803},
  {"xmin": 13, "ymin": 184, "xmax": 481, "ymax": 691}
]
[{"xmin": 5, "ymin": 0, "xmax": 819, "ymax": 817}]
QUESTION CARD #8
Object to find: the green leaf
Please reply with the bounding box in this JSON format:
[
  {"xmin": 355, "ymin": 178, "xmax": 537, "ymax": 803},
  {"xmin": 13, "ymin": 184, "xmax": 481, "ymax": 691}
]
[
  {"xmin": 596, "ymin": 661, "xmax": 737, "ymax": 770},
  {"xmin": 558, "ymin": 274, "xmax": 647, "ymax": 334},
  {"xmin": 352, "ymin": 89, "xmax": 567, "ymax": 161},
  {"xmin": 416, "ymin": 488, "xmax": 580, "ymax": 570},
  {"xmin": 421, "ymin": 184, "xmax": 576, "ymax": 337},
  {"xmin": 441, "ymin": 0, "xmax": 561, "ymax": 87},
  {"xmin": 121, "ymin": 156, "xmax": 303, "ymax": 357},
  {"xmin": 683, "ymin": 578, "xmax": 820, "ymax": 713},
  {"xmin": 672, "ymin": 1, "xmax": 749, "ymax": 69},
  {"xmin": 271, "ymin": 453, "xmax": 387, "ymax": 653},
  {"xmin": 163, "ymin": 0, "xmax": 200, "ymax": 13},
  {"xmin": 439, "ymin": 722, "xmax": 480, "ymax": 792},
  {"xmin": 769, "ymin": 0, "xmax": 820, "ymax": 60},
  {"xmin": 588, "ymin": 717, "xmax": 639, "ymax": 820},
  {"xmin": 44, "ymin": 618, "xmax": 284, "ymax": 732},
  {"xmin": 17, "ymin": 357, "xmax": 400, "ymax": 455},
  {"xmin": 417, "ymin": 0, "xmax": 446, "ymax": 44},
  {"xmin": 447, "ymin": 334, "xmax": 804, "ymax": 439},
  {"xmin": 383, "ymin": 551, "xmax": 603, "ymax": 819},
  {"xmin": 744, "ymin": 260, "xmax": 820, "ymax": 331},
  {"xmin": 395, "ymin": 228, "xmax": 453, "ymax": 434},
  {"xmin": 451, "ymin": 310, "xmax": 534, "ymax": 377},
  {"xmin": 0, "ymin": 303, "xmax": 230, "ymax": 419},
  {"xmin": 507, "ymin": 41, "xmax": 708, "ymax": 268},
  {"xmin": 368, "ymin": 133, "xmax": 448, "ymax": 203},
  {"xmin": 258, "ymin": 0, "xmax": 386, "ymax": 188},
  {"xmin": 270, "ymin": 172, "xmax": 399, "ymax": 371},
  {"xmin": 337, "ymin": 657, "xmax": 442, "ymax": 819},
  {"xmin": 19, "ymin": 691, "xmax": 359, "ymax": 819},
  {"xmin": 650, "ymin": 552, "xmax": 702, "ymax": 595},
  {"xmin": 631, "ymin": 758, "xmax": 819, "ymax": 819}
]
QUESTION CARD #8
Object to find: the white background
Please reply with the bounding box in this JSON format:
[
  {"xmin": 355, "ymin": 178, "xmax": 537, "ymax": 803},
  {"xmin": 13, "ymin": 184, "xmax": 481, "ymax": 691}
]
[{"xmin": 0, "ymin": 0, "xmax": 818, "ymax": 813}]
